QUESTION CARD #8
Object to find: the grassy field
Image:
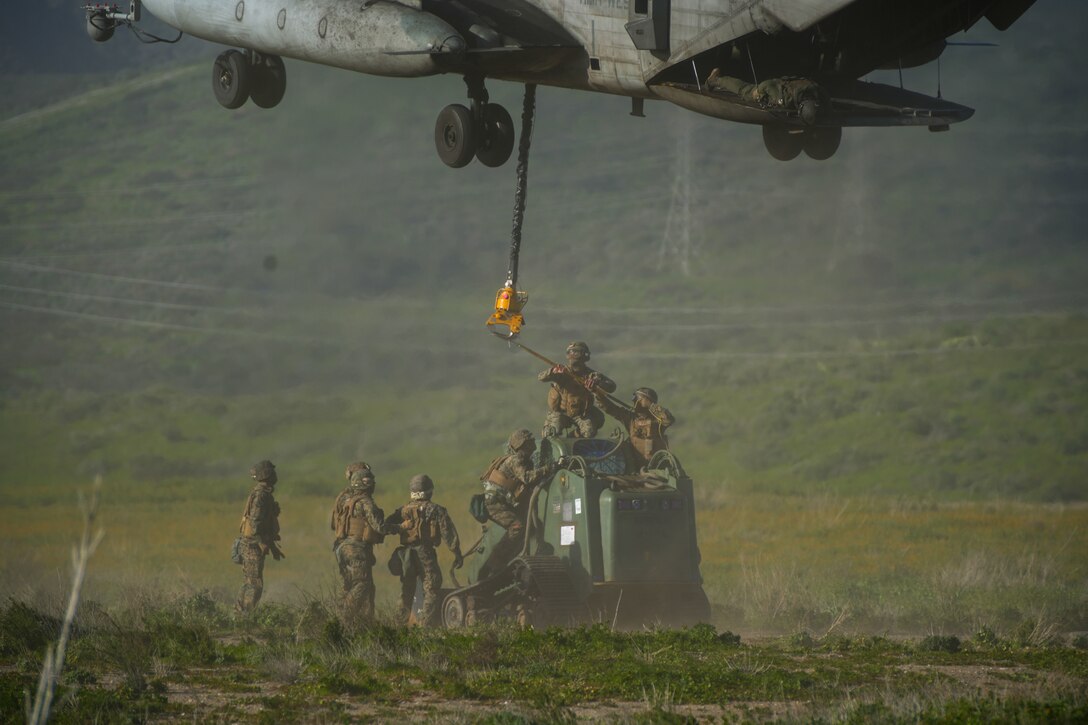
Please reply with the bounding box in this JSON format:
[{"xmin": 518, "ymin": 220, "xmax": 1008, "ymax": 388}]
[
  {"xmin": 2, "ymin": 589, "xmax": 1086, "ymax": 723},
  {"xmin": 3, "ymin": 5, "xmax": 1088, "ymax": 720},
  {"xmin": 4, "ymin": 487, "xmax": 1087, "ymax": 636}
]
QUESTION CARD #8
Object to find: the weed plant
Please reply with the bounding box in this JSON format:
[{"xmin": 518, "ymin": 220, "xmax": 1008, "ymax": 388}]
[{"xmin": 2, "ymin": 594, "xmax": 1087, "ymax": 722}]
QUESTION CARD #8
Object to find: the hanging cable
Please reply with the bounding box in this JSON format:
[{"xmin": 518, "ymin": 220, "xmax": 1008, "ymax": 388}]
[
  {"xmin": 486, "ymin": 84, "xmax": 537, "ymax": 339},
  {"xmin": 507, "ymin": 83, "xmax": 537, "ymax": 289}
]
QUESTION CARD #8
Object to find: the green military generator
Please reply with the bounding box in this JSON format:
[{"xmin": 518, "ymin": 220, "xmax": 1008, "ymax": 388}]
[{"xmin": 441, "ymin": 435, "xmax": 710, "ymax": 628}]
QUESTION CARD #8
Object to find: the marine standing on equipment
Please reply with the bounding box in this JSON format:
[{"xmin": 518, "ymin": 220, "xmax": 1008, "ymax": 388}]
[
  {"xmin": 479, "ymin": 429, "xmax": 561, "ymax": 577},
  {"xmin": 236, "ymin": 459, "xmax": 284, "ymax": 613},
  {"xmin": 331, "ymin": 463, "xmax": 385, "ymax": 626},
  {"xmin": 595, "ymin": 387, "xmax": 676, "ymax": 469},
  {"xmin": 538, "ymin": 341, "xmax": 617, "ymax": 438},
  {"xmin": 385, "ymin": 475, "xmax": 463, "ymax": 626}
]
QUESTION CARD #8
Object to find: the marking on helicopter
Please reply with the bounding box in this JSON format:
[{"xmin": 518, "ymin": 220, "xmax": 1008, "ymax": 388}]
[{"xmin": 560, "ymin": 525, "xmax": 575, "ymax": 546}]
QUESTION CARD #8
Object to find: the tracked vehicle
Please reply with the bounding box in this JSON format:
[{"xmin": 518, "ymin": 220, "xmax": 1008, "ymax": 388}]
[{"xmin": 441, "ymin": 435, "xmax": 710, "ymax": 629}]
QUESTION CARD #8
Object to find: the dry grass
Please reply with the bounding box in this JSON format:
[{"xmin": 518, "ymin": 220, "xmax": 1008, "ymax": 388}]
[{"xmin": 3, "ymin": 492, "xmax": 1086, "ymax": 638}]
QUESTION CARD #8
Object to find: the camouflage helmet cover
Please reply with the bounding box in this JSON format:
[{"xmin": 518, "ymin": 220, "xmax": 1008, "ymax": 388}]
[
  {"xmin": 566, "ymin": 340, "xmax": 590, "ymax": 359},
  {"xmin": 409, "ymin": 474, "xmax": 434, "ymax": 494},
  {"xmin": 250, "ymin": 459, "xmax": 276, "ymax": 482},
  {"xmin": 508, "ymin": 428, "xmax": 534, "ymax": 451},
  {"xmin": 633, "ymin": 387, "xmax": 659, "ymax": 404},
  {"xmin": 349, "ymin": 469, "xmax": 375, "ymax": 489},
  {"xmin": 345, "ymin": 461, "xmax": 371, "ymax": 481}
]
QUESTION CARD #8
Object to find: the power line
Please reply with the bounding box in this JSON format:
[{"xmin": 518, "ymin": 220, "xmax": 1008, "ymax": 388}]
[
  {"xmin": 0, "ymin": 299, "xmax": 482, "ymax": 352},
  {"xmin": 605, "ymin": 338, "xmax": 1088, "ymax": 361},
  {"xmin": 0, "ymin": 259, "xmax": 226, "ymax": 292},
  {"xmin": 0, "ymin": 209, "xmax": 263, "ymax": 232},
  {"xmin": 530, "ymin": 309, "xmax": 1088, "ymax": 333},
  {"xmin": 0, "ymin": 174, "xmax": 258, "ymax": 201},
  {"xmin": 537, "ymin": 291, "xmax": 1088, "ymax": 318},
  {"xmin": 0, "ymin": 299, "xmax": 341, "ymax": 346},
  {"xmin": 0, "ymin": 240, "xmax": 236, "ymax": 262},
  {"xmin": 0, "ymin": 282, "xmax": 277, "ymax": 318}
]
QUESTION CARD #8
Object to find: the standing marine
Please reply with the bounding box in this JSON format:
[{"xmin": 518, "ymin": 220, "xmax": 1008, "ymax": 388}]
[
  {"xmin": 331, "ymin": 461, "xmax": 372, "ymax": 536},
  {"xmin": 595, "ymin": 387, "xmax": 676, "ymax": 470},
  {"xmin": 385, "ymin": 475, "xmax": 463, "ymax": 626},
  {"xmin": 538, "ymin": 341, "xmax": 617, "ymax": 439},
  {"xmin": 330, "ymin": 462, "xmax": 385, "ymax": 626},
  {"xmin": 236, "ymin": 459, "xmax": 284, "ymax": 613},
  {"xmin": 479, "ymin": 429, "xmax": 562, "ymax": 578}
]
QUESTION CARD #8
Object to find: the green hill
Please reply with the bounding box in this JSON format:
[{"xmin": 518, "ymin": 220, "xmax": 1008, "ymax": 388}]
[{"xmin": 1, "ymin": 2, "xmax": 1087, "ymax": 510}]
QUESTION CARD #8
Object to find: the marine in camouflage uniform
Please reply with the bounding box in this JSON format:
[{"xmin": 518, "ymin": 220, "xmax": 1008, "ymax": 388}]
[
  {"xmin": 538, "ymin": 341, "xmax": 616, "ymax": 439},
  {"xmin": 595, "ymin": 387, "xmax": 676, "ymax": 470},
  {"xmin": 330, "ymin": 462, "xmax": 385, "ymax": 627},
  {"xmin": 236, "ymin": 459, "xmax": 284, "ymax": 613},
  {"xmin": 331, "ymin": 461, "xmax": 372, "ymax": 538},
  {"xmin": 385, "ymin": 475, "xmax": 463, "ymax": 626},
  {"xmin": 705, "ymin": 69, "xmax": 825, "ymax": 124},
  {"xmin": 479, "ymin": 429, "xmax": 560, "ymax": 578}
]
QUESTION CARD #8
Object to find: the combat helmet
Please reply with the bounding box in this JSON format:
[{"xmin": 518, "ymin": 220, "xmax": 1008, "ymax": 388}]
[
  {"xmin": 349, "ymin": 468, "xmax": 375, "ymax": 491},
  {"xmin": 633, "ymin": 387, "xmax": 659, "ymax": 404},
  {"xmin": 566, "ymin": 340, "xmax": 591, "ymax": 360},
  {"xmin": 409, "ymin": 474, "xmax": 434, "ymax": 500},
  {"xmin": 508, "ymin": 428, "xmax": 535, "ymax": 453},
  {"xmin": 345, "ymin": 461, "xmax": 371, "ymax": 481},
  {"xmin": 250, "ymin": 459, "xmax": 277, "ymax": 483}
]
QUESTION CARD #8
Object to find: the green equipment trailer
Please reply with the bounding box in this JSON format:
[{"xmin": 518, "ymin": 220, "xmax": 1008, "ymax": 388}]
[{"xmin": 441, "ymin": 435, "xmax": 711, "ymax": 629}]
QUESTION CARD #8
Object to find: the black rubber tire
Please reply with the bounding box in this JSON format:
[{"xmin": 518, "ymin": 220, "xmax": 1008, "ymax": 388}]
[
  {"xmin": 434, "ymin": 104, "xmax": 476, "ymax": 168},
  {"xmin": 804, "ymin": 126, "xmax": 842, "ymax": 161},
  {"xmin": 475, "ymin": 103, "xmax": 515, "ymax": 168},
  {"xmin": 212, "ymin": 50, "xmax": 250, "ymax": 110},
  {"xmin": 442, "ymin": 593, "xmax": 466, "ymax": 628},
  {"xmin": 762, "ymin": 125, "xmax": 804, "ymax": 161},
  {"xmin": 250, "ymin": 55, "xmax": 287, "ymax": 109}
]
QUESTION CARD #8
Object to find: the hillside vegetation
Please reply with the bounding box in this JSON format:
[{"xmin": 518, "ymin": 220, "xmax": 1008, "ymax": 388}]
[
  {"xmin": 2, "ymin": 6, "xmax": 1086, "ymax": 500},
  {"xmin": 1, "ymin": 1, "xmax": 1086, "ymax": 636}
]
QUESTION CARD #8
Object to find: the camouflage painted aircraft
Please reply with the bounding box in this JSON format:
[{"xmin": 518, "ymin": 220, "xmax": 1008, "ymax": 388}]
[{"xmin": 85, "ymin": 0, "xmax": 1036, "ymax": 165}]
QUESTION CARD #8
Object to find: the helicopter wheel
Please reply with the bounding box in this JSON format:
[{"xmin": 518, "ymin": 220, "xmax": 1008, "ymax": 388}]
[
  {"xmin": 475, "ymin": 103, "xmax": 515, "ymax": 167},
  {"xmin": 762, "ymin": 125, "xmax": 804, "ymax": 161},
  {"xmin": 435, "ymin": 104, "xmax": 477, "ymax": 168},
  {"xmin": 250, "ymin": 54, "xmax": 287, "ymax": 109},
  {"xmin": 212, "ymin": 50, "xmax": 251, "ymax": 110},
  {"xmin": 803, "ymin": 127, "xmax": 842, "ymax": 160}
]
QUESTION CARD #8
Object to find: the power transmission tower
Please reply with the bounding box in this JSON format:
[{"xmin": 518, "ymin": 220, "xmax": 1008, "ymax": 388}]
[{"xmin": 659, "ymin": 117, "xmax": 697, "ymax": 275}]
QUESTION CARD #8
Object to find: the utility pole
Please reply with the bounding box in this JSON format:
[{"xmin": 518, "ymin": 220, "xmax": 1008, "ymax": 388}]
[{"xmin": 659, "ymin": 116, "xmax": 696, "ymax": 276}]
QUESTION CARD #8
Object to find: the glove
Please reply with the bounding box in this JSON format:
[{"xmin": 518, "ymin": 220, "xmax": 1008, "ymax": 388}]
[
  {"xmin": 453, "ymin": 552, "xmax": 464, "ymax": 569},
  {"xmin": 550, "ymin": 364, "xmax": 567, "ymax": 376},
  {"xmin": 584, "ymin": 372, "xmax": 601, "ymax": 391},
  {"xmin": 556, "ymin": 456, "xmax": 572, "ymax": 469}
]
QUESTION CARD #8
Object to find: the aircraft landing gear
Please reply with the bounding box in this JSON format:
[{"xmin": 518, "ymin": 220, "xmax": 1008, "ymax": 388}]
[
  {"xmin": 802, "ymin": 126, "xmax": 841, "ymax": 161},
  {"xmin": 212, "ymin": 50, "xmax": 287, "ymax": 110},
  {"xmin": 434, "ymin": 76, "xmax": 515, "ymax": 169},
  {"xmin": 762, "ymin": 125, "xmax": 842, "ymax": 161},
  {"xmin": 435, "ymin": 104, "xmax": 476, "ymax": 168}
]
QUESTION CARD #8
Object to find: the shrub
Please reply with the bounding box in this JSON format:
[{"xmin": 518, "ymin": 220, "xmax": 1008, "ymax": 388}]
[
  {"xmin": 918, "ymin": 634, "xmax": 961, "ymax": 653},
  {"xmin": 0, "ymin": 599, "xmax": 60, "ymax": 656}
]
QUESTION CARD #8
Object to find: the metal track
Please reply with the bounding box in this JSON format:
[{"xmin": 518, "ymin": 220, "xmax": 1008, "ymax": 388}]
[{"xmin": 513, "ymin": 555, "xmax": 584, "ymax": 624}]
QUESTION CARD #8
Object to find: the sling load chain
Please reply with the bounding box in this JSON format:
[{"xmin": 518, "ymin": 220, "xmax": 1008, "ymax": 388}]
[{"xmin": 485, "ymin": 84, "xmax": 537, "ymax": 339}]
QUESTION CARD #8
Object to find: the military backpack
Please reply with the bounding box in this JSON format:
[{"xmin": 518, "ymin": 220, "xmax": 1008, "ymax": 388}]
[{"xmin": 400, "ymin": 502, "xmax": 441, "ymax": 547}]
